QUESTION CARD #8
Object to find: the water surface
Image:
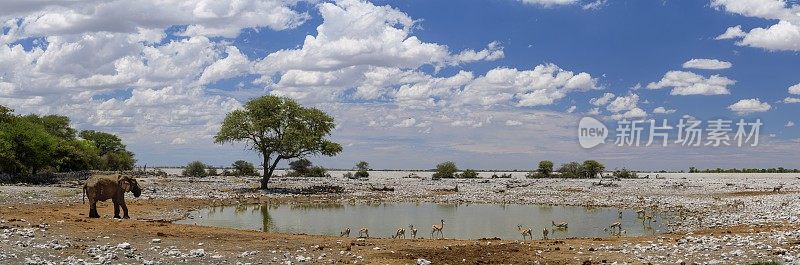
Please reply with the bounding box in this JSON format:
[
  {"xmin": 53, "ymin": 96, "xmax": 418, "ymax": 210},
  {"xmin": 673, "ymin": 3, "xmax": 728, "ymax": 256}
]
[{"xmin": 176, "ymin": 203, "xmax": 666, "ymax": 240}]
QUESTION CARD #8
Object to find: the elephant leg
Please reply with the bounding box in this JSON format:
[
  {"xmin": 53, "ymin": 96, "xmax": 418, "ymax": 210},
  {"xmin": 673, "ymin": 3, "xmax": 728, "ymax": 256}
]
[
  {"xmin": 89, "ymin": 200, "xmax": 100, "ymax": 218},
  {"xmin": 112, "ymin": 198, "xmax": 121, "ymax": 219},
  {"xmin": 121, "ymin": 200, "xmax": 130, "ymax": 219}
]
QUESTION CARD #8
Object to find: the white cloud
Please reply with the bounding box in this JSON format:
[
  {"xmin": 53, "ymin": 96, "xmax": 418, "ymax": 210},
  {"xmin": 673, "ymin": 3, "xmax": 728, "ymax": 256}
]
[
  {"xmin": 711, "ymin": 0, "xmax": 800, "ymax": 51},
  {"xmin": 727, "ymin": 98, "xmax": 772, "ymax": 115},
  {"xmin": 519, "ymin": 0, "xmax": 579, "ymax": 7},
  {"xmin": 653, "ymin": 107, "xmax": 677, "ymax": 114},
  {"xmin": 459, "ymin": 64, "xmax": 597, "ymax": 107},
  {"xmin": 716, "ymin": 25, "xmax": 747, "ymax": 40},
  {"xmin": 787, "ymin": 121, "xmax": 795, "ymax": 127},
  {"xmin": 682, "ymin": 58, "xmax": 732, "ymax": 70},
  {"xmin": 610, "ymin": 107, "xmax": 646, "ymax": 120},
  {"xmin": 505, "ymin": 120, "xmax": 523, "ymax": 126},
  {"xmin": 582, "ymin": 0, "xmax": 607, "ymax": 10},
  {"xmin": 789, "ymin": 83, "xmax": 800, "ymax": 95},
  {"xmin": 566, "ymin": 105, "xmax": 577, "ymax": 113},
  {"xmin": 198, "ymin": 46, "xmax": 252, "ymax": 85},
  {"xmin": 607, "ymin": 94, "xmax": 639, "ymax": 113},
  {"xmin": 605, "ymin": 94, "xmax": 647, "ymax": 120},
  {"xmin": 588, "ymin": 107, "xmax": 601, "ymax": 115},
  {"xmin": 784, "ymin": 97, "xmax": 800, "ymax": 103},
  {"xmin": 589, "ymin": 92, "xmax": 615, "ymax": 106},
  {"xmin": 647, "ymin": 71, "xmax": 735, "ymax": 96},
  {"xmin": 253, "ymin": 0, "xmax": 506, "ymax": 102},
  {"xmin": 394, "ymin": 118, "xmax": 417, "ymax": 128},
  {"xmin": 0, "ymin": 0, "xmax": 309, "ymax": 41}
]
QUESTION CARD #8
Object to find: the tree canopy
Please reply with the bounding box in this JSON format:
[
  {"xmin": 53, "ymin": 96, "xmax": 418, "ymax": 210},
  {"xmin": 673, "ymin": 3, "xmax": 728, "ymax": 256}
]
[
  {"xmin": 0, "ymin": 105, "xmax": 135, "ymax": 177},
  {"xmin": 214, "ymin": 95, "xmax": 342, "ymax": 189}
]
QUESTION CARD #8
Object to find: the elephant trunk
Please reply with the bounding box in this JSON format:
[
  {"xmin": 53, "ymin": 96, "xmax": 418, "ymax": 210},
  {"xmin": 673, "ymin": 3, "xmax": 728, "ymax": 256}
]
[
  {"xmin": 82, "ymin": 185, "xmax": 86, "ymax": 204},
  {"xmin": 132, "ymin": 185, "xmax": 141, "ymax": 197}
]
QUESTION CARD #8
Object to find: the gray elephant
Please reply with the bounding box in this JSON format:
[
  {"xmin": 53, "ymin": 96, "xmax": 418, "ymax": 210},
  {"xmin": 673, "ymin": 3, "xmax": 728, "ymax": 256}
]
[{"xmin": 83, "ymin": 174, "xmax": 142, "ymax": 219}]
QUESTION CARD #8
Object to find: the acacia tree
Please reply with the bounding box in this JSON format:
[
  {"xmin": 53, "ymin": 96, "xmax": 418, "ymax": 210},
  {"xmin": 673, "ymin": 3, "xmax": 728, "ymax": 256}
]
[{"xmin": 214, "ymin": 96, "xmax": 342, "ymax": 189}]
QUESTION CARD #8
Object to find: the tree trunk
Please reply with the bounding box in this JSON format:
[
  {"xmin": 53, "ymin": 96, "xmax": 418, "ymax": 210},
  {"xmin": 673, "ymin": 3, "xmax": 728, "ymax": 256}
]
[
  {"xmin": 260, "ymin": 156, "xmax": 271, "ymax": 190},
  {"xmin": 260, "ymin": 155, "xmax": 283, "ymax": 190}
]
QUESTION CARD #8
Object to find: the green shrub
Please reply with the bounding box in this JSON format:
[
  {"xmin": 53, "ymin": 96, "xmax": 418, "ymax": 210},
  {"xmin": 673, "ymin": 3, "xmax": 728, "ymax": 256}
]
[
  {"xmin": 612, "ymin": 168, "xmax": 637, "ymax": 179},
  {"xmin": 232, "ymin": 160, "xmax": 257, "ymax": 176},
  {"xmin": 432, "ymin": 161, "xmax": 457, "ymax": 179},
  {"xmin": 459, "ymin": 169, "xmax": 479, "ymax": 178},
  {"xmin": 207, "ymin": 166, "xmax": 218, "ymax": 176},
  {"xmin": 182, "ymin": 161, "xmax": 207, "ymax": 177},
  {"xmin": 537, "ymin": 160, "xmax": 554, "ymax": 177},
  {"xmin": 354, "ymin": 170, "xmax": 369, "ymax": 179},
  {"xmin": 558, "ymin": 162, "xmax": 583, "ymax": 178},
  {"xmin": 307, "ymin": 166, "xmax": 328, "ymax": 178},
  {"xmin": 525, "ymin": 171, "xmax": 547, "ymax": 178}
]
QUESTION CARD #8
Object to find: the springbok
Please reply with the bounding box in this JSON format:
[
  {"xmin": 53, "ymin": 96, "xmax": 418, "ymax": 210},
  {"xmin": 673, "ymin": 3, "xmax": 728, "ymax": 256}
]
[
  {"xmin": 393, "ymin": 227, "xmax": 406, "ymax": 239},
  {"xmin": 340, "ymin": 227, "xmax": 350, "ymax": 237},
  {"xmin": 551, "ymin": 220, "xmax": 568, "ymax": 229},
  {"xmin": 606, "ymin": 222, "xmax": 622, "ymax": 234},
  {"xmin": 542, "ymin": 228, "xmax": 549, "ymax": 240},
  {"xmin": 431, "ymin": 219, "xmax": 445, "ymax": 239},
  {"xmin": 516, "ymin": 225, "xmax": 532, "ymax": 240},
  {"xmin": 359, "ymin": 227, "xmax": 369, "ymax": 238},
  {"xmin": 409, "ymin": 225, "xmax": 418, "ymax": 239},
  {"xmin": 636, "ymin": 209, "xmax": 646, "ymax": 218}
]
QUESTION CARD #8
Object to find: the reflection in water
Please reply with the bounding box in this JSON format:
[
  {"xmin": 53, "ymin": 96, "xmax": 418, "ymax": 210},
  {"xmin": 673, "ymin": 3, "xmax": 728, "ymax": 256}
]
[{"xmin": 176, "ymin": 203, "xmax": 667, "ymax": 240}]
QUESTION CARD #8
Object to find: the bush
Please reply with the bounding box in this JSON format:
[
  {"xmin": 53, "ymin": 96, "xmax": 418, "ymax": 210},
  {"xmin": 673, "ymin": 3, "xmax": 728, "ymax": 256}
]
[
  {"xmin": 207, "ymin": 166, "xmax": 218, "ymax": 176},
  {"xmin": 612, "ymin": 168, "xmax": 638, "ymax": 179},
  {"xmin": 525, "ymin": 171, "xmax": 547, "ymax": 178},
  {"xmin": 432, "ymin": 161, "xmax": 457, "ymax": 179},
  {"xmin": 232, "ymin": 160, "xmax": 257, "ymax": 176},
  {"xmin": 308, "ymin": 166, "xmax": 329, "ymax": 178},
  {"xmin": 354, "ymin": 170, "xmax": 369, "ymax": 179},
  {"xmin": 558, "ymin": 162, "xmax": 583, "ymax": 178},
  {"xmin": 582, "ymin": 160, "xmax": 605, "ymax": 178},
  {"xmin": 182, "ymin": 161, "xmax": 207, "ymax": 177},
  {"xmin": 537, "ymin": 160, "xmax": 554, "ymax": 177},
  {"xmin": 221, "ymin": 168, "xmax": 232, "ymax": 176},
  {"xmin": 459, "ymin": 169, "xmax": 479, "ymax": 178},
  {"xmin": 354, "ymin": 161, "xmax": 369, "ymax": 179}
]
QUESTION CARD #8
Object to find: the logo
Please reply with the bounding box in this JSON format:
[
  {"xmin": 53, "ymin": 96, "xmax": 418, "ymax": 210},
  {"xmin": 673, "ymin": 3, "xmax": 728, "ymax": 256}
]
[{"xmin": 578, "ymin": 117, "xmax": 608, "ymax": 149}]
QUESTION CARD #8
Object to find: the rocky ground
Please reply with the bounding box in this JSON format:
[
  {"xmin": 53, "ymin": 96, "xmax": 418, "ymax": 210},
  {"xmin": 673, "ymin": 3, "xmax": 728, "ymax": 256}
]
[{"xmin": 0, "ymin": 171, "xmax": 799, "ymax": 264}]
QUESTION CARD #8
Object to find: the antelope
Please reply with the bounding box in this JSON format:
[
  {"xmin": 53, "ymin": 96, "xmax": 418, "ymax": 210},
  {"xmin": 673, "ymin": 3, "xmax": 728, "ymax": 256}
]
[
  {"xmin": 618, "ymin": 210, "xmax": 623, "ymax": 219},
  {"xmin": 542, "ymin": 228, "xmax": 549, "ymax": 240},
  {"xmin": 392, "ymin": 227, "xmax": 406, "ymax": 239},
  {"xmin": 340, "ymin": 227, "xmax": 350, "ymax": 237},
  {"xmin": 636, "ymin": 209, "xmax": 645, "ymax": 218},
  {"xmin": 516, "ymin": 225, "xmax": 532, "ymax": 240},
  {"xmin": 431, "ymin": 219, "xmax": 445, "ymax": 239},
  {"xmin": 606, "ymin": 222, "xmax": 622, "ymax": 234},
  {"xmin": 409, "ymin": 224, "xmax": 418, "ymax": 239},
  {"xmin": 642, "ymin": 215, "xmax": 653, "ymax": 226},
  {"xmin": 359, "ymin": 227, "xmax": 369, "ymax": 238},
  {"xmin": 551, "ymin": 220, "xmax": 568, "ymax": 229}
]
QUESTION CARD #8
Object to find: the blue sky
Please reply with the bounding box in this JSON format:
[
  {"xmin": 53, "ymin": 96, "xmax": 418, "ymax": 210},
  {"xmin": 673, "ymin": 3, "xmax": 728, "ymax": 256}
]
[{"xmin": 1, "ymin": 0, "xmax": 799, "ymax": 170}]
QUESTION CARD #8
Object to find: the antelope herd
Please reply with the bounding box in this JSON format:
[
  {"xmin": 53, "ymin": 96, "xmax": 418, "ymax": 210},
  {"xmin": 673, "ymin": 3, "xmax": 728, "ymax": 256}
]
[{"xmin": 338, "ymin": 209, "xmax": 655, "ymax": 240}]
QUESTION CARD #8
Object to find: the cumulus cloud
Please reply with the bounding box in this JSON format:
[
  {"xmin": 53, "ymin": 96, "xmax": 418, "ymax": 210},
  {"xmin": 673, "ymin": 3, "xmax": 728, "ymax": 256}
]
[
  {"xmin": 711, "ymin": 0, "xmax": 800, "ymax": 51},
  {"xmin": 647, "ymin": 71, "xmax": 735, "ymax": 96},
  {"xmin": 458, "ymin": 64, "xmax": 597, "ymax": 107},
  {"xmin": 606, "ymin": 94, "xmax": 646, "ymax": 120},
  {"xmin": 566, "ymin": 105, "xmax": 577, "ymax": 113},
  {"xmin": 394, "ymin": 118, "xmax": 417, "ymax": 128},
  {"xmin": 589, "ymin": 92, "xmax": 615, "ymax": 106},
  {"xmin": 682, "ymin": 58, "xmax": 732, "ymax": 70},
  {"xmin": 653, "ymin": 107, "xmax": 677, "ymax": 114},
  {"xmin": 787, "ymin": 121, "xmax": 795, "ymax": 127},
  {"xmin": 784, "ymin": 97, "xmax": 800, "ymax": 103},
  {"xmin": 727, "ymin": 98, "xmax": 772, "ymax": 115},
  {"xmin": 790, "ymin": 83, "xmax": 800, "ymax": 95}
]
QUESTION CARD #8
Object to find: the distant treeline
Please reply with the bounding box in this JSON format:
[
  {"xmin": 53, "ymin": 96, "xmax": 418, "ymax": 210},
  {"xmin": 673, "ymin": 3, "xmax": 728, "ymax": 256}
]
[
  {"xmin": 688, "ymin": 167, "xmax": 800, "ymax": 173},
  {"xmin": 0, "ymin": 105, "xmax": 136, "ymax": 179}
]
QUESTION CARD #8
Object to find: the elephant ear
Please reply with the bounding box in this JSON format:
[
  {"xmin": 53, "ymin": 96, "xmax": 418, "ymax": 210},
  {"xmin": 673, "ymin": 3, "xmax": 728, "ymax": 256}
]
[{"xmin": 118, "ymin": 176, "xmax": 131, "ymax": 192}]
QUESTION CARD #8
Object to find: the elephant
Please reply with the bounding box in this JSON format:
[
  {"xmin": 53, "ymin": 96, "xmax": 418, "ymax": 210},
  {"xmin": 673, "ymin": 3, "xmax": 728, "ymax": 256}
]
[{"xmin": 83, "ymin": 174, "xmax": 142, "ymax": 219}]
